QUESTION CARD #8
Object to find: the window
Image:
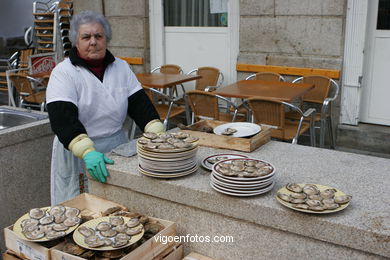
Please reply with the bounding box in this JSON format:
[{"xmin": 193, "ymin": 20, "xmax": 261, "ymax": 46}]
[
  {"xmin": 163, "ymin": 0, "xmax": 228, "ymax": 27},
  {"xmin": 377, "ymin": 0, "xmax": 390, "ymax": 30}
]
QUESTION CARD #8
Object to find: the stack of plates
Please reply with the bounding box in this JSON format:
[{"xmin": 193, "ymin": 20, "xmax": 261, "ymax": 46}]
[
  {"xmin": 137, "ymin": 132, "xmax": 199, "ymax": 178},
  {"xmin": 210, "ymin": 158, "xmax": 276, "ymax": 197}
]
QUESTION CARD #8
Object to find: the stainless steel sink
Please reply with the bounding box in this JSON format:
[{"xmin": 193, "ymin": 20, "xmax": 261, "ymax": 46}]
[{"xmin": 0, "ymin": 108, "xmax": 48, "ymax": 130}]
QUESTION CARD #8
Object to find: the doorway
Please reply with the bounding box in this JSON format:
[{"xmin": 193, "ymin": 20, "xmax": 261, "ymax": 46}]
[
  {"xmin": 360, "ymin": 0, "xmax": 390, "ymax": 125},
  {"xmin": 149, "ymin": 0, "xmax": 239, "ymax": 88}
]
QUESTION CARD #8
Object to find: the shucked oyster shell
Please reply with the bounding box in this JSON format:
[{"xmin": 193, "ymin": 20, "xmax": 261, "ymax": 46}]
[{"xmin": 29, "ymin": 208, "xmax": 46, "ymax": 219}]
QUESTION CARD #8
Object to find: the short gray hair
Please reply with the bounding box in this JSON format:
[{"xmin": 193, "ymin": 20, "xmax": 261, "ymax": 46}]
[{"xmin": 69, "ymin": 10, "xmax": 112, "ymax": 45}]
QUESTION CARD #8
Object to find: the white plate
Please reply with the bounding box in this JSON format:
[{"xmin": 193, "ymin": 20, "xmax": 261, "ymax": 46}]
[
  {"xmin": 211, "ymin": 179, "xmax": 274, "ymax": 194},
  {"xmin": 211, "ymin": 174, "xmax": 273, "ymax": 189},
  {"xmin": 201, "ymin": 153, "xmax": 249, "ymax": 171},
  {"xmin": 73, "ymin": 216, "xmax": 144, "ymax": 251},
  {"xmin": 139, "ymin": 164, "xmax": 198, "ymax": 178},
  {"xmin": 275, "ymin": 184, "xmax": 351, "ymax": 214},
  {"xmin": 212, "ymin": 171, "xmax": 274, "ymax": 185},
  {"xmin": 213, "ymin": 122, "xmax": 261, "ymax": 138},
  {"xmin": 210, "ymin": 181, "xmax": 275, "ymax": 197}
]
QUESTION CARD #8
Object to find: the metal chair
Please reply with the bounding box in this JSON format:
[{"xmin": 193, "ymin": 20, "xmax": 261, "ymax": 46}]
[
  {"xmin": 245, "ymin": 72, "xmax": 286, "ymax": 82},
  {"xmin": 186, "ymin": 90, "xmax": 246, "ymax": 124},
  {"xmin": 247, "ymin": 97, "xmax": 316, "ymax": 146},
  {"xmin": 7, "ymin": 74, "xmax": 46, "ymax": 111},
  {"xmin": 287, "ymin": 75, "xmax": 340, "ymax": 148},
  {"xmin": 186, "ymin": 66, "xmax": 224, "ymax": 92}
]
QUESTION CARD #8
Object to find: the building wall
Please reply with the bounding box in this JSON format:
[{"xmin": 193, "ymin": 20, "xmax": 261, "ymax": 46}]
[
  {"xmin": 73, "ymin": 0, "xmax": 150, "ymax": 73},
  {"xmin": 238, "ymin": 0, "xmax": 346, "ymax": 78}
]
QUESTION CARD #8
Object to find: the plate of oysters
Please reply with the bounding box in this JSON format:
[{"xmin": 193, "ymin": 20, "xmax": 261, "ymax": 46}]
[
  {"xmin": 137, "ymin": 132, "xmax": 199, "ymax": 153},
  {"xmin": 73, "ymin": 216, "xmax": 144, "ymax": 251},
  {"xmin": 210, "ymin": 158, "xmax": 276, "ymax": 197},
  {"xmin": 201, "ymin": 153, "xmax": 249, "ymax": 171},
  {"xmin": 213, "ymin": 122, "xmax": 261, "ymax": 138},
  {"xmin": 276, "ymin": 183, "xmax": 352, "ymax": 214},
  {"xmin": 13, "ymin": 206, "xmax": 81, "ymax": 242}
]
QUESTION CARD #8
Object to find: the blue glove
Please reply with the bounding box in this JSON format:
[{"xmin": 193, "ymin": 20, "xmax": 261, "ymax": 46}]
[{"xmin": 83, "ymin": 151, "xmax": 114, "ymax": 183}]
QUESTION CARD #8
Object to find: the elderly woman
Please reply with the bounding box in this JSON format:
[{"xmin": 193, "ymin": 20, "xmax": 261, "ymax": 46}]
[{"xmin": 46, "ymin": 10, "xmax": 164, "ymax": 205}]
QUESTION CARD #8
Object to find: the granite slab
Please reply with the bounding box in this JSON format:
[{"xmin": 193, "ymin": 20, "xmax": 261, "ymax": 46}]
[{"xmin": 99, "ymin": 141, "xmax": 390, "ymax": 258}]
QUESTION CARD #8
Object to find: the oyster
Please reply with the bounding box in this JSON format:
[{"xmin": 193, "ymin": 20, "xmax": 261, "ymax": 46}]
[
  {"xmin": 126, "ymin": 225, "xmax": 143, "ymax": 235},
  {"xmin": 290, "ymin": 198, "xmax": 306, "ymax": 204},
  {"xmin": 143, "ymin": 132, "xmax": 158, "ymax": 139},
  {"xmin": 52, "ymin": 223, "xmax": 68, "ymax": 231},
  {"xmin": 323, "ymin": 203, "xmax": 340, "ymax": 210},
  {"xmin": 65, "ymin": 207, "xmax": 80, "ymax": 218},
  {"xmin": 23, "ymin": 223, "xmax": 39, "ymax": 233},
  {"xmin": 308, "ymin": 194, "xmax": 322, "ymax": 200},
  {"xmin": 171, "ymin": 132, "xmax": 189, "ymax": 139},
  {"xmin": 151, "ymin": 138, "xmax": 165, "ymax": 143},
  {"xmin": 334, "ymin": 195, "xmax": 352, "ymax": 204},
  {"xmin": 320, "ymin": 188, "xmax": 337, "ymax": 199},
  {"xmin": 84, "ymin": 235, "xmax": 100, "ymax": 244},
  {"xmin": 24, "ymin": 229, "xmax": 45, "ymax": 240},
  {"xmin": 285, "ymin": 183, "xmax": 303, "ymax": 193},
  {"xmin": 290, "ymin": 192, "xmax": 307, "ymax": 200},
  {"xmin": 221, "ymin": 127, "xmax": 237, "ymax": 135},
  {"xmin": 113, "ymin": 224, "xmax": 128, "ymax": 233},
  {"xmin": 21, "ymin": 218, "xmax": 39, "ymax": 228},
  {"xmin": 102, "ymin": 206, "xmax": 124, "ymax": 216},
  {"xmin": 63, "ymin": 216, "xmax": 81, "ymax": 227},
  {"xmin": 173, "ymin": 142, "xmax": 192, "ymax": 148},
  {"xmin": 49, "ymin": 205, "xmax": 66, "ymax": 216},
  {"xmin": 96, "ymin": 221, "xmax": 112, "ymax": 231},
  {"xmin": 109, "ymin": 216, "xmax": 124, "ymax": 226},
  {"xmin": 115, "ymin": 233, "xmax": 131, "ymax": 241},
  {"xmin": 87, "ymin": 239, "xmax": 105, "ymax": 248},
  {"xmin": 277, "ymin": 192, "xmax": 291, "ymax": 202},
  {"xmin": 54, "ymin": 214, "xmax": 66, "ymax": 224},
  {"xmin": 29, "ymin": 208, "xmax": 46, "ymax": 219},
  {"xmin": 39, "ymin": 215, "xmax": 54, "ymax": 225},
  {"xmin": 100, "ymin": 229, "xmax": 118, "ymax": 237},
  {"xmin": 138, "ymin": 139, "xmax": 149, "ymax": 145},
  {"xmin": 302, "ymin": 184, "xmax": 320, "ymax": 195},
  {"xmin": 126, "ymin": 218, "xmax": 140, "ymax": 228},
  {"xmin": 78, "ymin": 226, "xmax": 96, "ymax": 237},
  {"xmin": 101, "ymin": 238, "xmax": 113, "ymax": 246},
  {"xmin": 306, "ymin": 199, "xmax": 322, "ymax": 207}
]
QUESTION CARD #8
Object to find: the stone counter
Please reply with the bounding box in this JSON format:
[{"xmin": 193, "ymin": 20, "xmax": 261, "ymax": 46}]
[
  {"xmin": 89, "ymin": 141, "xmax": 390, "ymax": 259},
  {"xmin": 0, "ymin": 106, "xmax": 54, "ymax": 252}
]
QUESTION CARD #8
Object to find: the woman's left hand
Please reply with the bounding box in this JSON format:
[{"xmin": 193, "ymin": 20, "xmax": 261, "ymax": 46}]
[{"xmin": 83, "ymin": 151, "xmax": 114, "ymax": 182}]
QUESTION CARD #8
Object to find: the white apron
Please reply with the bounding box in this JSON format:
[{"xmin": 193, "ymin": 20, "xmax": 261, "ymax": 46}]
[{"xmin": 50, "ymin": 129, "xmax": 128, "ymax": 205}]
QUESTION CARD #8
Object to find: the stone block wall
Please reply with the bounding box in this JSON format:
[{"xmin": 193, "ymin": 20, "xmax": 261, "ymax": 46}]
[
  {"xmin": 73, "ymin": 0, "xmax": 149, "ymax": 73},
  {"xmin": 239, "ymin": 0, "xmax": 346, "ymax": 75}
]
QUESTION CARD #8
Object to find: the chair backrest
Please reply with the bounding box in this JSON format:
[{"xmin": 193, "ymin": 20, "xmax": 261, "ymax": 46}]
[
  {"xmin": 189, "ymin": 67, "xmax": 222, "ymax": 91},
  {"xmin": 247, "ymin": 97, "xmax": 285, "ymax": 129},
  {"xmin": 294, "ymin": 75, "xmax": 331, "ymax": 104},
  {"xmin": 186, "ymin": 90, "xmax": 219, "ymax": 121},
  {"xmin": 9, "ymin": 75, "xmax": 46, "ymax": 104},
  {"xmin": 246, "ymin": 72, "xmax": 285, "ymax": 82},
  {"xmin": 9, "ymin": 75, "xmax": 35, "ymax": 95},
  {"xmin": 152, "ymin": 64, "xmax": 182, "ymax": 74}
]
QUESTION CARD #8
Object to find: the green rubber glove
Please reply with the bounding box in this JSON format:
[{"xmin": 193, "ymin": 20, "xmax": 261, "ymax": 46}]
[{"xmin": 83, "ymin": 151, "xmax": 114, "ymax": 183}]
